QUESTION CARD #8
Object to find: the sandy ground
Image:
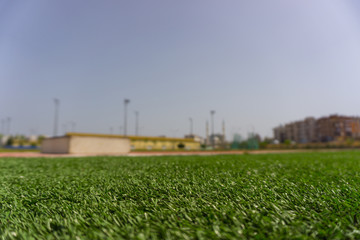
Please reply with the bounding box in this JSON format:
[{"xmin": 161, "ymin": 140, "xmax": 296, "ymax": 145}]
[{"xmin": 0, "ymin": 149, "xmax": 340, "ymax": 158}]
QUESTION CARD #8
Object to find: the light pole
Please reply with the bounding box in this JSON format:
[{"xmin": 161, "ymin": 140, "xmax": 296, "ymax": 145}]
[
  {"xmin": 135, "ymin": 111, "xmax": 139, "ymax": 136},
  {"xmin": 124, "ymin": 99, "xmax": 130, "ymax": 136},
  {"xmin": 53, "ymin": 98, "xmax": 60, "ymax": 136},
  {"xmin": 189, "ymin": 117, "xmax": 193, "ymax": 135},
  {"xmin": 210, "ymin": 110, "xmax": 215, "ymax": 148}
]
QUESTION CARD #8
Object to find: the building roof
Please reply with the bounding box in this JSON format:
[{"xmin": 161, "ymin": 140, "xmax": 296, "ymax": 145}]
[{"xmin": 66, "ymin": 132, "xmax": 197, "ymax": 143}]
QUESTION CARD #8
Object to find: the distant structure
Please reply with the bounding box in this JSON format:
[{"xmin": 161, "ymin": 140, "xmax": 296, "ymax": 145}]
[
  {"xmin": 204, "ymin": 120, "xmax": 227, "ymax": 149},
  {"xmin": 205, "ymin": 121, "xmax": 209, "ymax": 145},
  {"xmin": 41, "ymin": 133, "xmax": 201, "ymax": 154},
  {"xmin": 316, "ymin": 115, "xmax": 360, "ymax": 142},
  {"xmin": 42, "ymin": 134, "xmax": 130, "ymax": 154},
  {"xmin": 247, "ymin": 132, "xmax": 259, "ymax": 149},
  {"xmin": 123, "ymin": 99, "xmax": 130, "ymax": 136},
  {"xmin": 184, "ymin": 134, "xmax": 204, "ymax": 145},
  {"xmin": 210, "ymin": 110, "xmax": 215, "ymax": 148},
  {"xmin": 273, "ymin": 114, "xmax": 360, "ymax": 143},
  {"xmin": 274, "ymin": 117, "xmax": 316, "ymax": 143},
  {"xmin": 231, "ymin": 133, "xmax": 242, "ymax": 149},
  {"xmin": 222, "ymin": 120, "xmax": 226, "ymax": 142},
  {"xmin": 209, "ymin": 133, "xmax": 226, "ymax": 148}
]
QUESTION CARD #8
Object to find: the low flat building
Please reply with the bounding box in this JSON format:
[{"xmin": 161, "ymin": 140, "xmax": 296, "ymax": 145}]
[
  {"xmin": 184, "ymin": 134, "xmax": 204, "ymax": 144},
  {"xmin": 41, "ymin": 133, "xmax": 201, "ymax": 153},
  {"xmin": 41, "ymin": 134, "xmax": 130, "ymax": 154},
  {"xmin": 128, "ymin": 135, "xmax": 201, "ymax": 150}
]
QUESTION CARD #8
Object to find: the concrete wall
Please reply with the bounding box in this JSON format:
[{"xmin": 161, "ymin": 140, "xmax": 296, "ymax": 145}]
[
  {"xmin": 41, "ymin": 137, "xmax": 71, "ymax": 154},
  {"xmin": 69, "ymin": 136, "xmax": 130, "ymax": 154},
  {"xmin": 130, "ymin": 139, "xmax": 201, "ymax": 150},
  {"xmin": 41, "ymin": 136, "xmax": 130, "ymax": 154}
]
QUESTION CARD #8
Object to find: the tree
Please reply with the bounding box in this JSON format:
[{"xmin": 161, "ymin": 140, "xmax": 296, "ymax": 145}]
[
  {"xmin": 38, "ymin": 135, "xmax": 46, "ymax": 144},
  {"xmin": 177, "ymin": 143, "xmax": 185, "ymax": 149},
  {"xmin": 6, "ymin": 137, "xmax": 14, "ymax": 146}
]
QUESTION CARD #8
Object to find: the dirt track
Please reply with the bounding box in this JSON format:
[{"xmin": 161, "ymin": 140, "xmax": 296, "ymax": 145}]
[{"xmin": 0, "ymin": 149, "xmax": 341, "ymax": 158}]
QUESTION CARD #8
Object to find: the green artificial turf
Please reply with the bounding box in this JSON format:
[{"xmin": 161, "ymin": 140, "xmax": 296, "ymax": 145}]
[{"xmin": 1, "ymin": 151, "xmax": 360, "ymax": 239}]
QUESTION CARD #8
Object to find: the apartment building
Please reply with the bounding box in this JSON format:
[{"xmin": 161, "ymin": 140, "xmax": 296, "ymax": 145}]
[
  {"xmin": 273, "ymin": 125, "xmax": 286, "ymax": 143},
  {"xmin": 273, "ymin": 115, "xmax": 360, "ymax": 143},
  {"xmin": 274, "ymin": 117, "xmax": 316, "ymax": 143},
  {"xmin": 316, "ymin": 115, "xmax": 360, "ymax": 142}
]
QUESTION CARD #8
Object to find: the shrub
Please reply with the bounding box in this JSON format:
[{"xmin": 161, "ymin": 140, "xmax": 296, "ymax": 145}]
[{"xmin": 177, "ymin": 143, "xmax": 185, "ymax": 149}]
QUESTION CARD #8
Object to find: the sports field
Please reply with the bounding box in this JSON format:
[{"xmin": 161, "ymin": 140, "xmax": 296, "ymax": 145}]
[{"xmin": 1, "ymin": 151, "xmax": 360, "ymax": 239}]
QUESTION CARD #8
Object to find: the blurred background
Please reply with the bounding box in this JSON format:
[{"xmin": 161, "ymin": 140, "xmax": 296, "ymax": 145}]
[{"xmin": 1, "ymin": 0, "xmax": 360, "ymax": 149}]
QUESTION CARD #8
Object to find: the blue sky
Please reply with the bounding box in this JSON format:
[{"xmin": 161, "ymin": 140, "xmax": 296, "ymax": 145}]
[{"xmin": 1, "ymin": 0, "xmax": 360, "ymax": 139}]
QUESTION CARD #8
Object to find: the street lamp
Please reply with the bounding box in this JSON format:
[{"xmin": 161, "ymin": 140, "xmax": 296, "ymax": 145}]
[
  {"xmin": 124, "ymin": 99, "xmax": 130, "ymax": 136},
  {"xmin": 53, "ymin": 98, "xmax": 60, "ymax": 136},
  {"xmin": 210, "ymin": 110, "xmax": 215, "ymax": 148}
]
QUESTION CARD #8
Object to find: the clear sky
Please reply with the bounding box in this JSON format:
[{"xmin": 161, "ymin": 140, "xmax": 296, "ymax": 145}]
[{"xmin": 1, "ymin": 0, "xmax": 360, "ymax": 139}]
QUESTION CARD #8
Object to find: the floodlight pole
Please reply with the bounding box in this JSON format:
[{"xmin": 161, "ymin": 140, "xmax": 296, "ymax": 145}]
[
  {"xmin": 124, "ymin": 99, "xmax": 130, "ymax": 136},
  {"xmin": 135, "ymin": 111, "xmax": 139, "ymax": 136},
  {"xmin": 53, "ymin": 99, "xmax": 60, "ymax": 136},
  {"xmin": 210, "ymin": 110, "xmax": 215, "ymax": 148}
]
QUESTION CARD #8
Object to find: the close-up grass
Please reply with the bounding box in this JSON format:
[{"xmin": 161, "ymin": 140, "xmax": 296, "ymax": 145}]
[{"xmin": 2, "ymin": 151, "xmax": 360, "ymax": 239}]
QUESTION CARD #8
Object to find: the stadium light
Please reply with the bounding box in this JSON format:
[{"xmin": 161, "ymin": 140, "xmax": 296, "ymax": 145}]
[
  {"xmin": 210, "ymin": 110, "xmax": 215, "ymax": 148},
  {"xmin": 124, "ymin": 99, "xmax": 130, "ymax": 136}
]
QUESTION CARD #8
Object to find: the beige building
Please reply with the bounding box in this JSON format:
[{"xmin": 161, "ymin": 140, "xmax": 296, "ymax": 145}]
[
  {"xmin": 127, "ymin": 135, "xmax": 201, "ymax": 150},
  {"xmin": 41, "ymin": 134, "xmax": 130, "ymax": 154},
  {"xmin": 43, "ymin": 133, "xmax": 200, "ymax": 150}
]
